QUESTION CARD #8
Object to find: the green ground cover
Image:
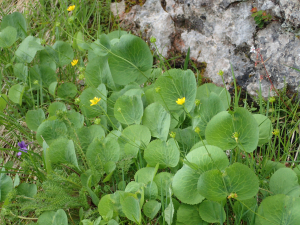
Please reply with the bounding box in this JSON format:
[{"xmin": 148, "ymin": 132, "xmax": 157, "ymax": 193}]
[{"xmin": 0, "ymin": 1, "xmax": 300, "ymax": 224}]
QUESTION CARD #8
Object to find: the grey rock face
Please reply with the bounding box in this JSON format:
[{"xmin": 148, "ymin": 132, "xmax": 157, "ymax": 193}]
[{"xmin": 116, "ymin": 0, "xmax": 300, "ymax": 98}]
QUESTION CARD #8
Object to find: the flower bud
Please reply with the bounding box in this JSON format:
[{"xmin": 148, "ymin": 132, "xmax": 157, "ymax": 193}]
[
  {"xmin": 218, "ymin": 70, "xmax": 224, "ymax": 76},
  {"xmin": 94, "ymin": 118, "xmax": 101, "ymax": 125},
  {"xmin": 269, "ymin": 96, "xmax": 275, "ymax": 103},
  {"xmin": 195, "ymin": 99, "xmax": 200, "ymax": 106},
  {"xmin": 79, "ymin": 67, "xmax": 85, "ymax": 72},
  {"xmin": 78, "ymin": 73, "xmax": 85, "ymax": 80},
  {"xmin": 33, "ymin": 80, "xmax": 39, "ymax": 85},
  {"xmin": 169, "ymin": 131, "xmax": 176, "ymax": 139},
  {"xmin": 155, "ymin": 87, "xmax": 161, "ymax": 93},
  {"xmin": 75, "ymin": 98, "xmax": 80, "ymax": 104},
  {"xmin": 150, "ymin": 36, "xmax": 156, "ymax": 43},
  {"xmin": 194, "ymin": 127, "xmax": 201, "ymax": 134}
]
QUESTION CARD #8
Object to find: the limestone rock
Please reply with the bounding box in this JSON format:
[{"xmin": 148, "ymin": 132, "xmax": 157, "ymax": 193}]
[{"xmin": 119, "ymin": 0, "xmax": 300, "ymax": 98}]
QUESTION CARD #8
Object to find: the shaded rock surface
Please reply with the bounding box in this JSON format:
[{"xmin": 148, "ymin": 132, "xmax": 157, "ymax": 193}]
[{"xmin": 112, "ymin": 0, "xmax": 300, "ymax": 98}]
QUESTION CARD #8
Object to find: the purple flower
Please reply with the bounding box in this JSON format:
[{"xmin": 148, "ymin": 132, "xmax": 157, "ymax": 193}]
[{"xmin": 17, "ymin": 141, "xmax": 28, "ymax": 156}]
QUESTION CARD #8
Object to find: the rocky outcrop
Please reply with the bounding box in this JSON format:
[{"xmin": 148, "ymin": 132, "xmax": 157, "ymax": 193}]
[{"xmin": 112, "ymin": 0, "xmax": 300, "ymax": 98}]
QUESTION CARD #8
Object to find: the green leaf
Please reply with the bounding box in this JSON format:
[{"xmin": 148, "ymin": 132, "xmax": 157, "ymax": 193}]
[
  {"xmin": 176, "ymin": 204, "xmax": 206, "ymax": 225},
  {"xmin": 16, "ymin": 183, "xmax": 37, "ymax": 198},
  {"xmin": 173, "ymin": 127, "xmax": 200, "ymax": 152},
  {"xmin": 65, "ymin": 109, "xmax": 84, "ymax": 130},
  {"xmin": 13, "ymin": 63, "xmax": 28, "ymax": 82},
  {"xmin": 0, "ymin": 26, "xmax": 17, "ymax": 48},
  {"xmin": 257, "ymin": 195, "xmax": 300, "ymax": 225},
  {"xmin": 269, "ymin": 168, "xmax": 300, "ymax": 197},
  {"xmin": 85, "ymin": 56, "xmax": 115, "ymax": 90},
  {"xmin": 79, "ymin": 85, "xmax": 107, "ymax": 118},
  {"xmin": 192, "ymin": 92, "xmax": 225, "ymax": 135},
  {"xmin": 8, "ymin": 84, "xmax": 25, "ymax": 105},
  {"xmin": 48, "ymin": 102, "xmax": 66, "ymax": 117},
  {"xmin": 134, "ymin": 167, "xmax": 158, "ymax": 185},
  {"xmin": 153, "ymin": 172, "xmax": 173, "ymax": 197},
  {"xmin": 72, "ymin": 31, "xmax": 85, "ymax": 51},
  {"xmin": 198, "ymin": 163, "xmax": 259, "ymax": 201},
  {"xmin": 29, "ymin": 64, "xmax": 57, "ymax": 89},
  {"xmin": 0, "ymin": 168, "xmax": 13, "ymax": 202},
  {"xmin": 144, "ymin": 138, "xmax": 180, "ymax": 168},
  {"xmin": 253, "ymin": 114, "xmax": 272, "ymax": 146},
  {"xmin": 142, "ymin": 102, "xmax": 171, "ymax": 141},
  {"xmin": 196, "ymin": 83, "xmax": 231, "ymax": 110},
  {"xmin": 233, "ymin": 198, "xmax": 257, "ymax": 223},
  {"xmin": 154, "ymin": 69, "xmax": 197, "ymax": 112},
  {"xmin": 107, "ymin": 219, "xmax": 119, "ymax": 225},
  {"xmin": 48, "ymin": 138, "xmax": 79, "ymax": 169},
  {"xmin": 114, "ymin": 95, "xmax": 143, "ymax": 125},
  {"xmin": 37, "ymin": 211, "xmax": 56, "ymax": 225},
  {"xmin": 53, "ymin": 209, "xmax": 68, "ymax": 225},
  {"xmin": 86, "ymin": 137, "xmax": 120, "ymax": 172},
  {"xmin": 199, "ymin": 200, "xmax": 226, "ymax": 223},
  {"xmin": 107, "ymin": 30, "xmax": 128, "ymax": 40},
  {"xmin": 0, "ymin": 94, "xmax": 8, "ymax": 111},
  {"xmin": 26, "ymin": 108, "xmax": 45, "ymax": 131},
  {"xmin": 51, "ymin": 41, "xmax": 74, "ymax": 67},
  {"xmin": 98, "ymin": 194, "xmax": 115, "ymax": 220},
  {"xmin": 49, "ymin": 82, "xmax": 57, "ymax": 97},
  {"xmin": 205, "ymin": 107, "xmax": 259, "ymax": 152},
  {"xmin": 144, "ymin": 181, "xmax": 158, "ymax": 200},
  {"xmin": 38, "ymin": 47, "xmax": 57, "ymax": 71},
  {"xmin": 57, "ymin": 82, "xmax": 77, "ymax": 99},
  {"xmin": 108, "ymin": 34, "xmax": 153, "ymax": 85},
  {"xmin": 15, "ymin": 36, "xmax": 44, "ymax": 63},
  {"xmin": 120, "ymin": 195, "xmax": 141, "ymax": 223},
  {"xmin": 36, "ymin": 120, "xmax": 68, "ymax": 145},
  {"xmin": 0, "ymin": 12, "xmax": 27, "ymax": 39},
  {"xmin": 143, "ymin": 200, "xmax": 161, "ymax": 219},
  {"xmin": 77, "ymin": 125, "xmax": 105, "ymax": 152},
  {"xmin": 164, "ymin": 199, "xmax": 175, "ymax": 225}
]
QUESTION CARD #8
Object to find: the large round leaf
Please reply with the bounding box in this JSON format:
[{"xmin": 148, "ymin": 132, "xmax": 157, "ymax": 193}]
[
  {"xmin": 269, "ymin": 168, "xmax": 300, "ymax": 197},
  {"xmin": 15, "ymin": 36, "xmax": 44, "ymax": 63},
  {"xmin": 143, "ymin": 200, "xmax": 161, "ymax": 220},
  {"xmin": 253, "ymin": 114, "xmax": 272, "ymax": 146},
  {"xmin": 0, "ymin": 12, "xmax": 27, "ymax": 39},
  {"xmin": 48, "ymin": 102, "xmax": 66, "ymax": 117},
  {"xmin": 172, "ymin": 146, "xmax": 228, "ymax": 205},
  {"xmin": 120, "ymin": 195, "xmax": 141, "ymax": 223},
  {"xmin": 85, "ymin": 56, "xmax": 115, "ymax": 90},
  {"xmin": 176, "ymin": 204, "xmax": 205, "ymax": 225},
  {"xmin": 257, "ymin": 194, "xmax": 300, "ymax": 225},
  {"xmin": 57, "ymin": 82, "xmax": 77, "ymax": 99},
  {"xmin": 144, "ymin": 139, "xmax": 180, "ymax": 168},
  {"xmin": 192, "ymin": 92, "xmax": 225, "ymax": 136},
  {"xmin": 199, "ymin": 200, "xmax": 226, "ymax": 223},
  {"xmin": 16, "ymin": 183, "xmax": 37, "ymax": 199},
  {"xmin": 86, "ymin": 137, "xmax": 120, "ymax": 172},
  {"xmin": 76, "ymin": 125, "xmax": 105, "ymax": 152},
  {"xmin": 48, "ymin": 138, "xmax": 79, "ymax": 169},
  {"xmin": 172, "ymin": 127, "xmax": 200, "ymax": 152},
  {"xmin": 0, "ymin": 168, "xmax": 13, "ymax": 202},
  {"xmin": 29, "ymin": 64, "xmax": 57, "ymax": 89},
  {"xmin": 36, "ymin": 120, "xmax": 67, "ymax": 145},
  {"xmin": 196, "ymin": 83, "xmax": 231, "ymax": 110},
  {"xmin": 8, "ymin": 84, "xmax": 25, "ymax": 105},
  {"xmin": 205, "ymin": 107, "xmax": 259, "ymax": 152},
  {"xmin": 114, "ymin": 95, "xmax": 143, "ymax": 125},
  {"xmin": 13, "ymin": 63, "xmax": 28, "ymax": 82},
  {"xmin": 142, "ymin": 102, "xmax": 171, "ymax": 141},
  {"xmin": 198, "ymin": 163, "xmax": 259, "ymax": 201},
  {"xmin": 134, "ymin": 167, "xmax": 158, "ymax": 185},
  {"xmin": 0, "ymin": 26, "xmax": 17, "ymax": 48},
  {"xmin": 153, "ymin": 172, "xmax": 173, "ymax": 197},
  {"xmin": 108, "ymin": 34, "xmax": 153, "ymax": 85},
  {"xmin": 51, "ymin": 41, "xmax": 74, "ymax": 67},
  {"xmin": 154, "ymin": 69, "xmax": 197, "ymax": 112},
  {"xmin": 25, "ymin": 108, "xmax": 45, "ymax": 131}
]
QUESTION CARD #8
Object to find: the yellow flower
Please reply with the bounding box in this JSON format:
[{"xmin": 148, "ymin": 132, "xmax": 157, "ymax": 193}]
[
  {"xmin": 176, "ymin": 97, "xmax": 186, "ymax": 105},
  {"xmin": 71, "ymin": 59, "xmax": 78, "ymax": 66},
  {"xmin": 272, "ymin": 129, "xmax": 279, "ymax": 136},
  {"xmin": 67, "ymin": 5, "xmax": 75, "ymax": 11},
  {"xmin": 90, "ymin": 97, "xmax": 101, "ymax": 106}
]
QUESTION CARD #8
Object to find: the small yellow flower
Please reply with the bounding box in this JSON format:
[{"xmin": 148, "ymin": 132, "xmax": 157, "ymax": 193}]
[
  {"xmin": 90, "ymin": 97, "xmax": 101, "ymax": 106},
  {"xmin": 272, "ymin": 129, "xmax": 279, "ymax": 136},
  {"xmin": 176, "ymin": 97, "xmax": 186, "ymax": 105},
  {"xmin": 71, "ymin": 59, "xmax": 78, "ymax": 66},
  {"xmin": 67, "ymin": 5, "xmax": 75, "ymax": 11}
]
